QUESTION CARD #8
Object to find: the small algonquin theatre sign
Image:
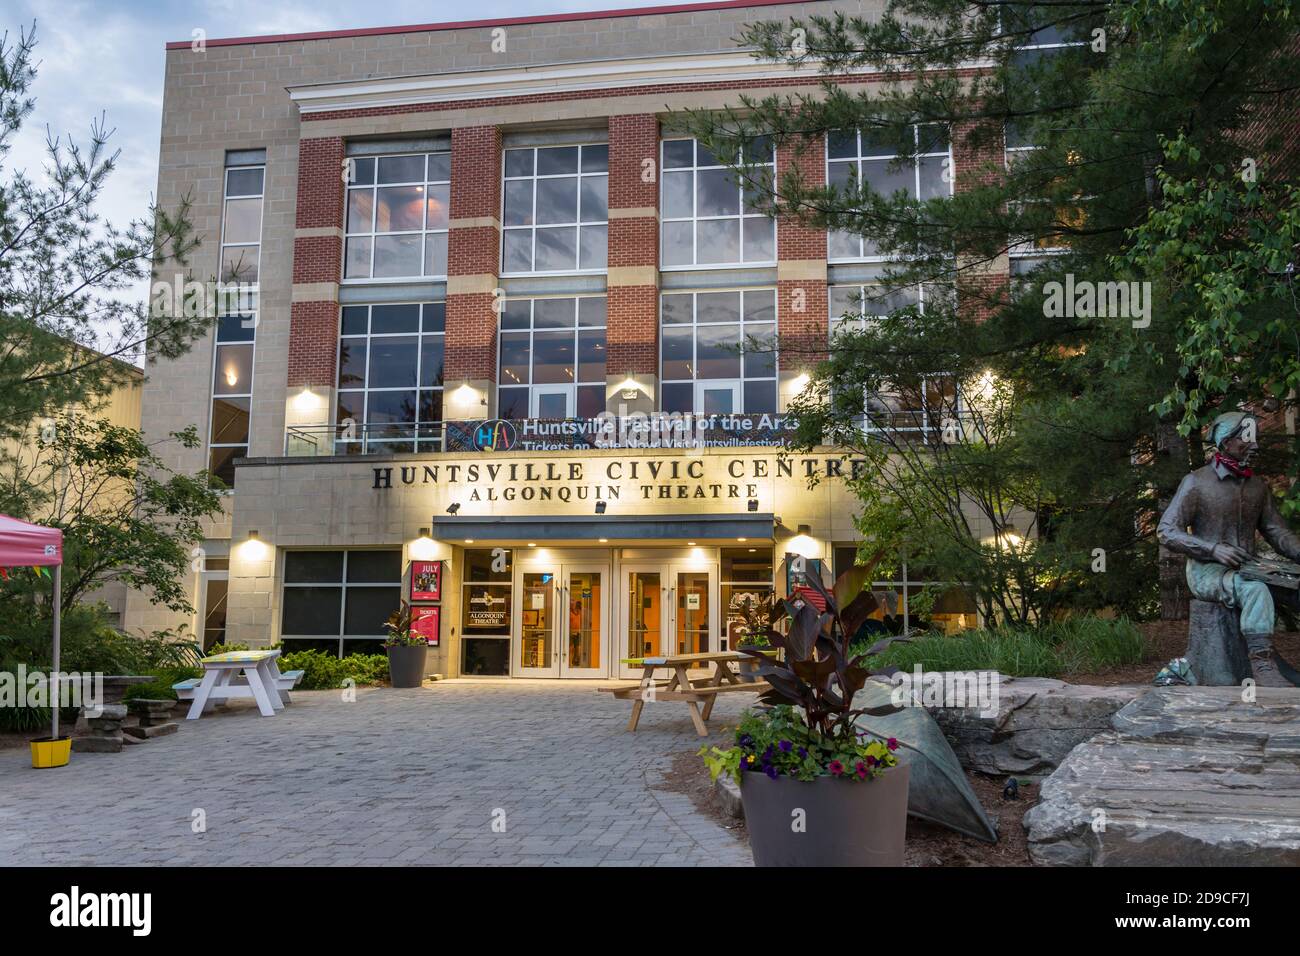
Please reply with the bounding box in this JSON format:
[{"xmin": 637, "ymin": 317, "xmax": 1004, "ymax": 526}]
[{"xmin": 370, "ymin": 452, "xmax": 870, "ymax": 509}]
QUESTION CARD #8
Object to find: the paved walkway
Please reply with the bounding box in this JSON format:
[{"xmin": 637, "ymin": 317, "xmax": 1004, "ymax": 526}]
[{"xmin": 0, "ymin": 682, "xmax": 753, "ymax": 866}]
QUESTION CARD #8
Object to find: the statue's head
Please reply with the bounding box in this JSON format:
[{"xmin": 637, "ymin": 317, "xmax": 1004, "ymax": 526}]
[{"xmin": 1209, "ymin": 411, "xmax": 1259, "ymax": 466}]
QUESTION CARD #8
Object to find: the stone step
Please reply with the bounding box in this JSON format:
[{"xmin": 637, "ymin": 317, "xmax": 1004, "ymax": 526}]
[
  {"xmin": 1024, "ymin": 687, "xmax": 1300, "ymax": 865},
  {"xmin": 123, "ymin": 723, "xmax": 179, "ymax": 740}
]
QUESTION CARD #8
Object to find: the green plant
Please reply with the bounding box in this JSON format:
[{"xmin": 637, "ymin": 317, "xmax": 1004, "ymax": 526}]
[
  {"xmin": 382, "ymin": 601, "xmax": 426, "ymax": 647},
  {"xmin": 121, "ymin": 665, "xmax": 202, "ymax": 702},
  {"xmin": 733, "ymin": 593, "xmax": 773, "ymax": 648},
  {"xmin": 205, "ymin": 642, "xmax": 251, "ymax": 656},
  {"xmin": 278, "ymin": 649, "xmax": 389, "ymax": 690},
  {"xmin": 702, "ymin": 706, "xmax": 898, "ymax": 785}
]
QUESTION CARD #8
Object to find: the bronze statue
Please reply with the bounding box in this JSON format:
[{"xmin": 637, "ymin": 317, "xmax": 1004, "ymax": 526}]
[{"xmin": 1156, "ymin": 411, "xmax": 1300, "ymax": 687}]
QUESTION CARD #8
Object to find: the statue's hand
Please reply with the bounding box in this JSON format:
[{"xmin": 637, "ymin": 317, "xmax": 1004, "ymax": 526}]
[{"xmin": 1212, "ymin": 544, "xmax": 1251, "ymax": 568}]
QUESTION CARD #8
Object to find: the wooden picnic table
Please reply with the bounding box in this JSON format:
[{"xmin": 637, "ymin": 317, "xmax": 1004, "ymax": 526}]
[
  {"xmin": 185, "ymin": 649, "xmax": 290, "ymax": 720},
  {"xmin": 600, "ymin": 650, "xmax": 770, "ymax": 736}
]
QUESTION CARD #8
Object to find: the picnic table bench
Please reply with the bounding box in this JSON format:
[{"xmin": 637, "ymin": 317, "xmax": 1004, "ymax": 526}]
[
  {"xmin": 599, "ymin": 651, "xmax": 770, "ymax": 736},
  {"xmin": 175, "ymin": 649, "xmax": 304, "ymax": 720}
]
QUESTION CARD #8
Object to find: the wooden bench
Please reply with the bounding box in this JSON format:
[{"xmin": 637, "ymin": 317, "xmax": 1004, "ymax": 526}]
[{"xmin": 601, "ymin": 652, "xmax": 769, "ymax": 735}]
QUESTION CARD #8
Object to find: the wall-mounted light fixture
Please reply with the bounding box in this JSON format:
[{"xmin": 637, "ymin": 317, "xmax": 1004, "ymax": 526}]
[
  {"xmin": 293, "ymin": 387, "xmax": 319, "ymax": 412},
  {"xmin": 797, "ymin": 524, "xmax": 811, "ymax": 535},
  {"xmin": 595, "ymin": 501, "xmax": 606, "ymax": 514},
  {"xmin": 747, "ymin": 499, "xmax": 759, "ymax": 512},
  {"xmin": 617, "ymin": 376, "xmax": 641, "ymax": 400},
  {"xmin": 446, "ymin": 503, "xmax": 460, "ymax": 515}
]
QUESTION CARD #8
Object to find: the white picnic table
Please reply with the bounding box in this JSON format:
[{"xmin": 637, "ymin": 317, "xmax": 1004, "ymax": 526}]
[{"xmin": 185, "ymin": 649, "xmax": 295, "ymax": 720}]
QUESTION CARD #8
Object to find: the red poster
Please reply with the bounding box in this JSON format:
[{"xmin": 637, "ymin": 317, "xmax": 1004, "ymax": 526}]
[
  {"xmin": 412, "ymin": 606, "xmax": 440, "ymax": 646},
  {"xmin": 410, "ymin": 560, "xmax": 442, "ymax": 602}
]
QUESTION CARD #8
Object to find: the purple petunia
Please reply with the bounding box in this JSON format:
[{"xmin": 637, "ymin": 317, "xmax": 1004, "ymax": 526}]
[
  {"xmin": 764, "ymin": 764, "xmax": 779, "ymax": 779},
  {"xmin": 778, "ymin": 740, "xmax": 793, "ymax": 753}
]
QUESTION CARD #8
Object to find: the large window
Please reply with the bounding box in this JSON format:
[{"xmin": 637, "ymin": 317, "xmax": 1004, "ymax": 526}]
[
  {"xmin": 207, "ymin": 158, "xmax": 264, "ymax": 488},
  {"xmin": 462, "ymin": 548, "xmax": 512, "ymax": 676},
  {"xmin": 497, "ymin": 296, "xmax": 607, "ymax": 419},
  {"xmin": 281, "ymin": 550, "xmax": 402, "ymax": 657},
  {"xmin": 501, "ymin": 144, "xmax": 608, "ymax": 274},
  {"xmin": 659, "ymin": 289, "xmax": 777, "ymax": 415},
  {"xmin": 660, "ymin": 137, "xmax": 775, "ymax": 267},
  {"xmin": 833, "ymin": 545, "xmax": 977, "ymax": 635},
  {"xmin": 344, "ymin": 151, "xmax": 450, "ymax": 280},
  {"xmin": 336, "ymin": 302, "xmax": 445, "ymax": 454},
  {"xmin": 722, "ymin": 547, "xmax": 773, "ymax": 652},
  {"xmin": 827, "ymin": 125, "xmax": 951, "ymax": 260}
]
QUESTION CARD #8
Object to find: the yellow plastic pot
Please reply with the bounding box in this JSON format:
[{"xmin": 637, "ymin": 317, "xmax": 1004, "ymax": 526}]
[{"xmin": 30, "ymin": 736, "xmax": 71, "ymax": 769}]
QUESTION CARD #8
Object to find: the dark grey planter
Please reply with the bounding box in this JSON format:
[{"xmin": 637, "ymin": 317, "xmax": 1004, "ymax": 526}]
[
  {"xmin": 735, "ymin": 649, "xmax": 766, "ymax": 683},
  {"xmin": 386, "ymin": 645, "xmax": 428, "ymax": 688},
  {"xmin": 740, "ymin": 764, "xmax": 910, "ymax": 866}
]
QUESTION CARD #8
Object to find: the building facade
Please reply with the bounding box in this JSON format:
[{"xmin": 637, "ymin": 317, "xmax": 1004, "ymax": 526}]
[{"xmin": 127, "ymin": 0, "xmax": 991, "ymax": 675}]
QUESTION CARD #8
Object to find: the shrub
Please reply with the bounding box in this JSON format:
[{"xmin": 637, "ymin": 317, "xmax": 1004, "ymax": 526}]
[
  {"xmin": 278, "ymin": 650, "xmax": 389, "ymax": 690},
  {"xmin": 122, "ymin": 666, "xmax": 202, "ymax": 702}
]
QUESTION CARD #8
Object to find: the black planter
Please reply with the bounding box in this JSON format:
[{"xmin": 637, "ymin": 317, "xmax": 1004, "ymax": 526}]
[
  {"xmin": 740, "ymin": 764, "xmax": 910, "ymax": 866},
  {"xmin": 386, "ymin": 644, "xmax": 428, "ymax": 688}
]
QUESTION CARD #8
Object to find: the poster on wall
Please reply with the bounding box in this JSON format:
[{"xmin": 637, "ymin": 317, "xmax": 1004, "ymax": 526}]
[
  {"xmin": 410, "ymin": 560, "xmax": 442, "ymax": 602},
  {"xmin": 465, "ymin": 585, "xmax": 510, "ymax": 630},
  {"xmin": 412, "ymin": 606, "xmax": 440, "ymax": 646}
]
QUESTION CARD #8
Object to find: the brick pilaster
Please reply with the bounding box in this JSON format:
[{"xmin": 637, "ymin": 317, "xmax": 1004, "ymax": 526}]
[
  {"xmin": 606, "ymin": 114, "xmax": 660, "ymax": 378},
  {"xmin": 287, "ymin": 136, "xmax": 344, "ymax": 389},
  {"xmin": 952, "ymin": 119, "xmax": 1010, "ymax": 323},
  {"xmin": 445, "ymin": 126, "xmax": 502, "ymax": 386},
  {"xmin": 776, "ymin": 136, "xmax": 828, "ymax": 370}
]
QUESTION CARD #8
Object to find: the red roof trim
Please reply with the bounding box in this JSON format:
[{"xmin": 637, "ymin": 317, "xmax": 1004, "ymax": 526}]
[{"xmin": 165, "ymin": 0, "xmax": 813, "ymax": 51}]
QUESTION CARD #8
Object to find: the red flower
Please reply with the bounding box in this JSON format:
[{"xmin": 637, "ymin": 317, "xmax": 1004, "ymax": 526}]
[
  {"xmin": 828, "ymin": 760, "xmax": 845, "ymax": 776},
  {"xmin": 886, "ymin": 738, "xmax": 899, "ymax": 751},
  {"xmin": 854, "ymin": 761, "xmax": 869, "ymax": 779}
]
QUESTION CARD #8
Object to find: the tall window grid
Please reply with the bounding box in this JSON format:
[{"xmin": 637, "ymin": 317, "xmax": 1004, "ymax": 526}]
[
  {"xmin": 280, "ymin": 550, "xmax": 403, "ymax": 658},
  {"xmin": 660, "ymin": 137, "xmax": 775, "ymax": 268},
  {"xmin": 659, "ymin": 289, "xmax": 778, "ymax": 415},
  {"xmin": 497, "ymin": 296, "xmax": 607, "ymax": 419},
  {"xmin": 828, "ymin": 283, "xmax": 956, "ymax": 443},
  {"xmin": 344, "ymin": 152, "xmax": 450, "ymax": 280},
  {"xmin": 336, "ymin": 302, "xmax": 445, "ymax": 454},
  {"xmin": 827, "ymin": 125, "xmax": 952, "ymax": 261},
  {"xmin": 501, "ymin": 144, "xmax": 608, "ymax": 274},
  {"xmin": 207, "ymin": 162, "xmax": 264, "ymax": 488}
]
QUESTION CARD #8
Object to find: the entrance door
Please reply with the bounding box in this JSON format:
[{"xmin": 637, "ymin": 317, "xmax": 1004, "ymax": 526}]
[
  {"xmin": 620, "ymin": 559, "xmax": 718, "ymax": 678},
  {"xmin": 514, "ymin": 561, "xmax": 608, "ymax": 678}
]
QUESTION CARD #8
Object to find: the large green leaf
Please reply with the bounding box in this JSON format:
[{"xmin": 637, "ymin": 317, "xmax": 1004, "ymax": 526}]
[{"xmin": 853, "ymin": 680, "xmax": 998, "ymax": 843}]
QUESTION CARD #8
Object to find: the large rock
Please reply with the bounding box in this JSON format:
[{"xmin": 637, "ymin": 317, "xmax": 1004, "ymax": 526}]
[
  {"xmin": 926, "ymin": 675, "xmax": 1145, "ymax": 776},
  {"xmin": 1025, "ymin": 687, "xmax": 1300, "ymax": 865}
]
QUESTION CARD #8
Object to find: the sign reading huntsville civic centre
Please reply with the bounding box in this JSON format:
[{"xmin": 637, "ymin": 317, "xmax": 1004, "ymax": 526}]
[{"xmin": 370, "ymin": 452, "xmax": 869, "ymax": 513}]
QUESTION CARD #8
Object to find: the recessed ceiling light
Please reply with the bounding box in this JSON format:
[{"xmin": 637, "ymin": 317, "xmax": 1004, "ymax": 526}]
[
  {"xmin": 527, "ymin": 542, "xmax": 536, "ymax": 547},
  {"xmin": 737, "ymin": 537, "xmax": 747, "ymax": 542},
  {"xmin": 688, "ymin": 542, "xmax": 696, "ymax": 546},
  {"xmin": 598, "ymin": 537, "xmax": 608, "ymax": 543},
  {"xmin": 464, "ymin": 538, "xmax": 474, "ymax": 544}
]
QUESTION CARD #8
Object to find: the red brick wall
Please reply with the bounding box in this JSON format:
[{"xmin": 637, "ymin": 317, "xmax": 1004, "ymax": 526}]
[
  {"xmin": 777, "ymin": 136, "xmax": 828, "ymax": 369},
  {"xmin": 951, "ymin": 119, "xmax": 1009, "ymax": 323},
  {"xmin": 444, "ymin": 126, "xmax": 502, "ymax": 384},
  {"xmin": 287, "ymin": 136, "xmax": 344, "ymax": 389},
  {"xmin": 606, "ymin": 114, "xmax": 660, "ymax": 377}
]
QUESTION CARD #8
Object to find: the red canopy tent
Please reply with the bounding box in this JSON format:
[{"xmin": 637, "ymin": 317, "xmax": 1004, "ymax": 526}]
[{"xmin": 0, "ymin": 515, "xmax": 65, "ymax": 739}]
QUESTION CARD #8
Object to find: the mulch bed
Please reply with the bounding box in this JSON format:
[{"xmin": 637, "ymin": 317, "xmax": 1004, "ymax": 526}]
[{"xmin": 1066, "ymin": 620, "xmax": 1300, "ymax": 685}]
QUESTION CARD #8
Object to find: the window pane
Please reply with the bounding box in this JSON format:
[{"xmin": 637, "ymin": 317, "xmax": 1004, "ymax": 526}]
[
  {"xmin": 370, "ymin": 304, "xmax": 420, "ymax": 334},
  {"xmin": 349, "ymin": 157, "xmax": 375, "ymax": 185},
  {"xmin": 863, "ymin": 157, "xmax": 914, "ymax": 197},
  {"xmin": 580, "ymin": 176, "xmax": 608, "ymax": 222},
  {"xmin": 503, "ymin": 179, "xmax": 533, "ymax": 226},
  {"xmin": 661, "ymin": 221, "xmax": 693, "ymax": 266},
  {"xmin": 285, "ymin": 551, "xmax": 345, "ymax": 583},
  {"xmin": 214, "ymin": 344, "xmax": 254, "ymax": 395},
  {"xmin": 743, "ymin": 290, "xmax": 776, "ymax": 324},
  {"xmin": 208, "ymin": 445, "xmax": 241, "ymax": 487},
  {"xmin": 504, "ymin": 148, "xmax": 534, "ymax": 177},
  {"xmin": 420, "ymin": 336, "xmax": 445, "ymax": 387},
  {"xmin": 581, "ymin": 144, "xmax": 609, "ymax": 172},
  {"xmin": 418, "ymin": 389, "xmax": 444, "ymax": 423},
  {"xmin": 220, "ymin": 246, "xmax": 259, "ymax": 285},
  {"xmin": 696, "ymin": 168, "xmax": 740, "ymax": 217},
  {"xmin": 344, "ymin": 237, "xmax": 372, "ymax": 278},
  {"xmin": 579, "ymin": 224, "xmax": 607, "ymax": 269},
  {"xmin": 282, "ymin": 587, "xmax": 342, "ymax": 634},
  {"xmin": 662, "ymin": 139, "xmax": 694, "ymax": 168},
  {"xmin": 499, "ymin": 331, "xmax": 530, "ymax": 387},
  {"xmin": 211, "ymin": 397, "xmax": 251, "ymax": 444},
  {"xmin": 661, "ymin": 326, "xmax": 693, "ymax": 380},
  {"xmin": 578, "ymin": 297, "xmax": 606, "ymax": 327},
  {"xmin": 744, "ymin": 379, "xmax": 777, "ymax": 413},
  {"xmin": 742, "ymin": 218, "xmax": 775, "ymax": 261},
  {"xmin": 532, "ymin": 331, "xmax": 576, "ymax": 384},
  {"xmin": 422, "ymin": 302, "xmax": 446, "ymax": 333},
  {"xmin": 346, "ymin": 550, "xmax": 401, "ymax": 583},
  {"xmin": 424, "ymin": 232, "xmax": 448, "ymax": 277},
  {"xmin": 338, "ymin": 340, "xmax": 367, "ymax": 388},
  {"xmin": 919, "ymin": 155, "xmax": 948, "ymax": 200},
  {"xmin": 534, "ymin": 298, "xmax": 575, "ymax": 328},
  {"xmin": 744, "ymin": 323, "xmax": 776, "ymax": 377},
  {"xmin": 226, "ymin": 167, "xmax": 264, "ymax": 196},
  {"xmin": 346, "ymin": 190, "xmax": 373, "ymax": 233},
  {"xmin": 428, "ymin": 152, "xmax": 451, "ymax": 182},
  {"xmin": 426, "ymin": 183, "xmax": 450, "ymax": 229},
  {"xmin": 577, "ymin": 329, "xmax": 605, "ymax": 382},
  {"xmin": 534, "ymin": 227, "xmax": 577, "ymax": 271},
  {"xmin": 343, "ymin": 586, "xmax": 401, "ymax": 635},
  {"xmin": 577, "ymin": 385, "xmax": 605, "ymax": 417},
  {"xmin": 660, "ymin": 294, "xmax": 692, "ymax": 325},
  {"xmin": 223, "ymin": 198, "xmax": 262, "ymax": 244},
  {"xmin": 336, "ymin": 391, "xmax": 363, "ymax": 425},
  {"xmin": 498, "ymin": 387, "xmax": 529, "ymax": 418},
  {"xmin": 661, "ymin": 382, "xmax": 692, "ymax": 413},
  {"xmin": 828, "ymin": 130, "xmax": 858, "ymax": 159},
  {"xmin": 537, "ymin": 146, "xmax": 579, "ymax": 175},
  {"xmin": 662, "ymin": 170, "xmax": 693, "ymax": 218},
  {"xmin": 828, "ymin": 160, "xmax": 857, "ymax": 189},
  {"xmin": 829, "ymin": 229, "xmax": 860, "ymax": 259},
  {"xmin": 695, "ymin": 219, "xmax": 739, "ymax": 264},
  {"xmin": 502, "ymin": 231, "xmax": 533, "ymax": 272},
  {"xmin": 373, "ymin": 234, "xmax": 422, "ymax": 277},
  {"xmin": 375, "ymin": 186, "xmax": 425, "ymax": 232},
  {"xmin": 366, "ymin": 390, "xmax": 418, "ymax": 424},
  {"xmin": 377, "ymin": 154, "xmax": 424, "ymax": 184},
  {"xmin": 696, "ymin": 324, "xmax": 741, "ymax": 378},
  {"xmin": 537, "ymin": 390, "xmax": 569, "ymax": 418},
  {"xmin": 502, "ymin": 300, "xmax": 531, "ymax": 330},
  {"xmin": 217, "ymin": 313, "xmax": 256, "ymax": 342},
  {"xmin": 696, "ymin": 291, "xmax": 740, "ymax": 325},
  {"xmin": 536, "ymin": 177, "xmax": 578, "ymax": 224}
]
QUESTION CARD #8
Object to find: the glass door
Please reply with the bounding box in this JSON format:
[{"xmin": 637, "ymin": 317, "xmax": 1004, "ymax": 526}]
[
  {"xmin": 532, "ymin": 385, "xmax": 573, "ymax": 419},
  {"xmin": 672, "ymin": 568, "xmax": 711, "ymax": 656},
  {"xmin": 516, "ymin": 567, "xmax": 558, "ymax": 677},
  {"xmin": 560, "ymin": 565, "xmax": 607, "ymax": 678},
  {"xmin": 623, "ymin": 564, "xmax": 667, "ymax": 677},
  {"xmin": 619, "ymin": 559, "xmax": 718, "ymax": 677},
  {"xmin": 695, "ymin": 380, "xmax": 740, "ymax": 415}
]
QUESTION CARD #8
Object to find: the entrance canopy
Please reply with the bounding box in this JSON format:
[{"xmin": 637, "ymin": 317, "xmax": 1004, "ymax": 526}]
[
  {"xmin": 0, "ymin": 514, "xmax": 63, "ymax": 566},
  {"xmin": 431, "ymin": 512, "xmax": 775, "ymax": 543}
]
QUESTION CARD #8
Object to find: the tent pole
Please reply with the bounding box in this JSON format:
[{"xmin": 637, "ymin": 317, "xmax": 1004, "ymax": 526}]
[{"xmin": 52, "ymin": 563, "xmax": 61, "ymax": 739}]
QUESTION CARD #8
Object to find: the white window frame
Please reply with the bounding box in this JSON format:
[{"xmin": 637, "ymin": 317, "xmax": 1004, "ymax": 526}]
[
  {"xmin": 658, "ymin": 288, "xmax": 779, "ymax": 415},
  {"xmin": 499, "ymin": 143, "xmax": 608, "ymax": 277},
  {"xmin": 659, "ymin": 137, "xmax": 777, "ymax": 270},
  {"xmin": 826, "ymin": 125, "xmax": 953, "ymax": 263},
  {"xmin": 495, "ymin": 295, "xmax": 608, "ymax": 420},
  {"xmin": 343, "ymin": 151, "xmax": 451, "ymax": 283}
]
